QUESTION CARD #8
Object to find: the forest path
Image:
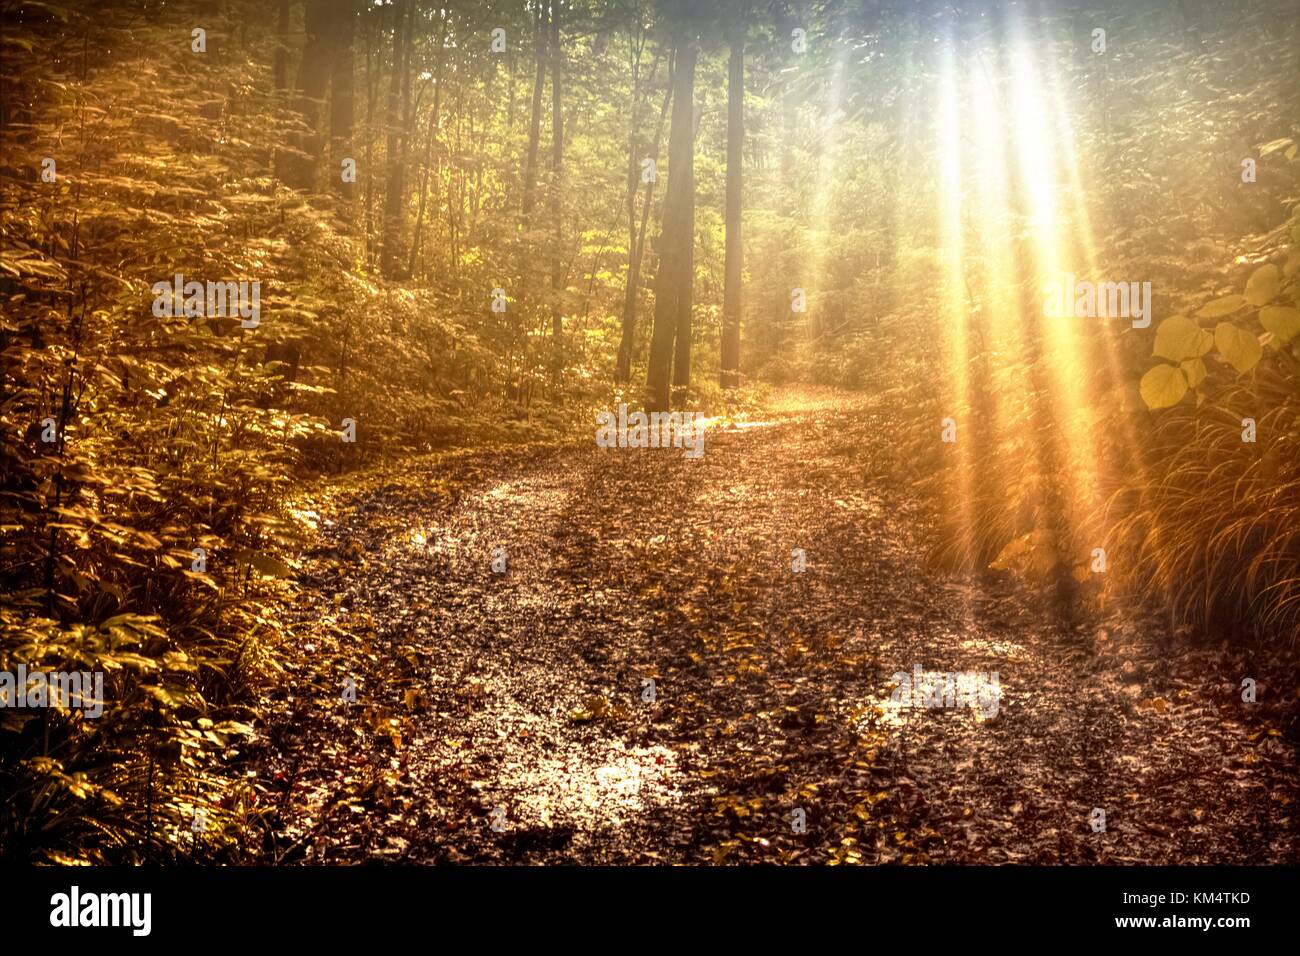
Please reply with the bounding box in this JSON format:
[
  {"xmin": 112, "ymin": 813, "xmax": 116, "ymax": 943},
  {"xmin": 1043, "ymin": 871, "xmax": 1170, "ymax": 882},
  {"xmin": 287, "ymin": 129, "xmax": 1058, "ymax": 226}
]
[{"xmin": 267, "ymin": 388, "xmax": 1299, "ymax": 864}]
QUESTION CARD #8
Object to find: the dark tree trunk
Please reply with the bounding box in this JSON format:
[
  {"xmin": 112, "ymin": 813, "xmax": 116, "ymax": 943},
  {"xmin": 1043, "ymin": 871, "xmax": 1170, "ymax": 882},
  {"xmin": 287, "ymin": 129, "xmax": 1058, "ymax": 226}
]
[
  {"xmin": 331, "ymin": 0, "xmax": 356, "ymax": 202},
  {"xmin": 281, "ymin": 0, "xmax": 339, "ymax": 191},
  {"xmin": 721, "ymin": 27, "xmax": 743, "ymax": 388},
  {"xmin": 274, "ymin": 0, "xmax": 290, "ymax": 93},
  {"xmin": 616, "ymin": 51, "xmax": 668, "ymax": 384},
  {"xmin": 521, "ymin": 4, "xmax": 548, "ymax": 221},
  {"xmin": 615, "ymin": 36, "xmax": 645, "ymax": 386},
  {"xmin": 364, "ymin": 2, "xmax": 378, "ymax": 267},
  {"xmin": 549, "ymin": 1, "xmax": 564, "ymax": 363},
  {"xmin": 381, "ymin": 0, "xmax": 412, "ymax": 277},
  {"xmin": 511, "ymin": 2, "xmax": 549, "ymax": 400},
  {"xmin": 506, "ymin": 49, "xmax": 517, "ymax": 132},
  {"xmin": 409, "ymin": 7, "xmax": 448, "ymax": 277},
  {"xmin": 646, "ymin": 32, "xmax": 696, "ymax": 410}
]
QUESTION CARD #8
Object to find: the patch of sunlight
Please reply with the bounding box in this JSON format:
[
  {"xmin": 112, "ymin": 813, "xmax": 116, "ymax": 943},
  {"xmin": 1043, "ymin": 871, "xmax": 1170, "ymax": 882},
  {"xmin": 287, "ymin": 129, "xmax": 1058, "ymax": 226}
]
[
  {"xmin": 394, "ymin": 525, "xmax": 465, "ymax": 565},
  {"xmin": 500, "ymin": 743, "xmax": 681, "ymax": 830},
  {"xmin": 857, "ymin": 697, "xmax": 1002, "ymax": 734},
  {"xmin": 288, "ymin": 507, "xmax": 320, "ymax": 531},
  {"xmin": 693, "ymin": 414, "xmax": 778, "ymax": 432},
  {"xmin": 832, "ymin": 494, "xmax": 885, "ymax": 516},
  {"xmin": 861, "ymin": 699, "xmax": 914, "ymax": 731},
  {"xmin": 484, "ymin": 480, "xmax": 518, "ymax": 500},
  {"xmin": 957, "ymin": 635, "xmax": 1028, "ymax": 661}
]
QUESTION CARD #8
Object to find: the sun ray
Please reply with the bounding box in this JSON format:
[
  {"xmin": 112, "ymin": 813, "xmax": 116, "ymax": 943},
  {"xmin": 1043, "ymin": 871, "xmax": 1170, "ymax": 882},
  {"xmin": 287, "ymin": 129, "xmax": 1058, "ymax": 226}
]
[
  {"xmin": 802, "ymin": 35, "xmax": 852, "ymax": 342},
  {"xmin": 935, "ymin": 35, "xmax": 977, "ymax": 573},
  {"xmin": 1005, "ymin": 23, "xmax": 1107, "ymax": 563}
]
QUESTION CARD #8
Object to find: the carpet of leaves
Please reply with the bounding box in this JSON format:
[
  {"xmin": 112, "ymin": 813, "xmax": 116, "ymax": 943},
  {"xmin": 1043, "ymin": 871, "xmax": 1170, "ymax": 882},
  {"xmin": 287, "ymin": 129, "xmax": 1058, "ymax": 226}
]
[{"xmin": 249, "ymin": 390, "xmax": 1300, "ymax": 864}]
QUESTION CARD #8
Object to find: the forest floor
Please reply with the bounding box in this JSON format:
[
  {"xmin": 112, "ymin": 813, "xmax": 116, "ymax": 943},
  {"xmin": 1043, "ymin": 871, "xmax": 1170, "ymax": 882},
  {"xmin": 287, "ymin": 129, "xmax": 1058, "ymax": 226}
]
[{"xmin": 253, "ymin": 387, "xmax": 1300, "ymax": 864}]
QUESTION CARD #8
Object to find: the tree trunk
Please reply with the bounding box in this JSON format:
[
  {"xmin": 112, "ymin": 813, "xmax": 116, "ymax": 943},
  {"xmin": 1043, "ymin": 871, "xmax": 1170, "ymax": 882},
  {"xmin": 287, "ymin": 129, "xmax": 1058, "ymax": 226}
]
[
  {"xmin": 549, "ymin": 1, "xmax": 564, "ymax": 370},
  {"xmin": 776, "ymin": 0, "xmax": 796, "ymax": 212},
  {"xmin": 506, "ymin": 49, "xmax": 517, "ymax": 132},
  {"xmin": 409, "ymin": 7, "xmax": 448, "ymax": 277},
  {"xmin": 274, "ymin": 0, "xmax": 290, "ymax": 93},
  {"xmin": 615, "ymin": 44, "xmax": 641, "ymax": 385},
  {"xmin": 646, "ymin": 32, "xmax": 696, "ymax": 410},
  {"xmin": 331, "ymin": 0, "xmax": 356, "ymax": 202},
  {"xmin": 364, "ymin": 2, "xmax": 377, "ymax": 268},
  {"xmin": 512, "ymin": 3, "xmax": 548, "ymax": 400},
  {"xmin": 616, "ymin": 52, "xmax": 668, "ymax": 384},
  {"xmin": 281, "ymin": 0, "xmax": 338, "ymax": 191},
  {"xmin": 522, "ymin": 4, "xmax": 548, "ymax": 221},
  {"xmin": 721, "ymin": 27, "xmax": 743, "ymax": 388},
  {"xmin": 381, "ymin": 0, "xmax": 411, "ymax": 277}
]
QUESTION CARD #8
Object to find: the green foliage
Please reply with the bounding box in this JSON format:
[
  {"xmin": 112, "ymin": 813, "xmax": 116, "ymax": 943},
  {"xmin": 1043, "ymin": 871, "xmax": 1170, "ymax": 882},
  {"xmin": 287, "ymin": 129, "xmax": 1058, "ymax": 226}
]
[{"xmin": 1121, "ymin": 206, "xmax": 1300, "ymax": 640}]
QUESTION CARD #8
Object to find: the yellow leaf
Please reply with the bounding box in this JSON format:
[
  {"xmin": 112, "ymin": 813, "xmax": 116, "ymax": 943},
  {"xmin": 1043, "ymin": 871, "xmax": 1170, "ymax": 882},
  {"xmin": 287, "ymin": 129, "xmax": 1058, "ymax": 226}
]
[
  {"xmin": 1139, "ymin": 364, "xmax": 1188, "ymax": 409},
  {"xmin": 1214, "ymin": 322, "xmax": 1263, "ymax": 374},
  {"xmin": 1180, "ymin": 357, "xmax": 1207, "ymax": 388},
  {"xmin": 1260, "ymin": 305, "xmax": 1300, "ymax": 342},
  {"xmin": 1196, "ymin": 294, "xmax": 1246, "ymax": 318},
  {"xmin": 1244, "ymin": 264, "xmax": 1280, "ymax": 306},
  {"xmin": 1153, "ymin": 315, "xmax": 1208, "ymax": 361}
]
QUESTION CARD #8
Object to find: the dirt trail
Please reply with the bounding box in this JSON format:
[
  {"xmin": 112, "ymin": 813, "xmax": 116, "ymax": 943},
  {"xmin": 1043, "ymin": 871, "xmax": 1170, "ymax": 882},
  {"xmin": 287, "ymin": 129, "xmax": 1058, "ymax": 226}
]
[{"xmin": 264, "ymin": 390, "xmax": 1299, "ymax": 864}]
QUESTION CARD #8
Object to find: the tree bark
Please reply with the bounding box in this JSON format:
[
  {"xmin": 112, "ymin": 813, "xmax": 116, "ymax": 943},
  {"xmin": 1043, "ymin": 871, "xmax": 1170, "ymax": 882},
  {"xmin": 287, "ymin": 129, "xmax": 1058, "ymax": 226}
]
[
  {"xmin": 331, "ymin": 0, "xmax": 356, "ymax": 202},
  {"xmin": 616, "ymin": 50, "xmax": 668, "ymax": 384},
  {"xmin": 646, "ymin": 32, "xmax": 696, "ymax": 410},
  {"xmin": 274, "ymin": 0, "xmax": 290, "ymax": 93},
  {"xmin": 364, "ymin": 2, "xmax": 377, "ymax": 267},
  {"xmin": 381, "ymin": 0, "xmax": 411, "ymax": 277},
  {"xmin": 720, "ymin": 26, "xmax": 743, "ymax": 388},
  {"xmin": 281, "ymin": 0, "xmax": 338, "ymax": 191},
  {"xmin": 549, "ymin": 1, "xmax": 564, "ymax": 366},
  {"xmin": 511, "ymin": 3, "xmax": 549, "ymax": 400},
  {"xmin": 521, "ymin": 4, "xmax": 548, "ymax": 221},
  {"xmin": 409, "ymin": 7, "xmax": 448, "ymax": 277},
  {"xmin": 615, "ymin": 33, "xmax": 644, "ymax": 386}
]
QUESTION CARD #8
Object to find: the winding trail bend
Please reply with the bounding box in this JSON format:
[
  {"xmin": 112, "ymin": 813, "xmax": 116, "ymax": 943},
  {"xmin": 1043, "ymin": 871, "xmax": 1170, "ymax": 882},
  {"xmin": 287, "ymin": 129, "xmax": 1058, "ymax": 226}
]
[{"xmin": 266, "ymin": 389, "xmax": 1299, "ymax": 864}]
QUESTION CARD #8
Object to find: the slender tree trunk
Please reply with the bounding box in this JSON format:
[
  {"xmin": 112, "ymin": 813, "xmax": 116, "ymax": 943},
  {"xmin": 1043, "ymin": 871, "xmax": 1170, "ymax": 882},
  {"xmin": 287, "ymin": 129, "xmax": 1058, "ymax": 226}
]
[
  {"xmin": 646, "ymin": 31, "xmax": 696, "ymax": 410},
  {"xmin": 616, "ymin": 51, "xmax": 668, "ymax": 384},
  {"xmin": 522, "ymin": 4, "xmax": 547, "ymax": 220},
  {"xmin": 381, "ymin": 0, "xmax": 411, "ymax": 277},
  {"xmin": 410, "ymin": 7, "xmax": 448, "ymax": 276},
  {"xmin": 776, "ymin": 0, "xmax": 796, "ymax": 211},
  {"xmin": 364, "ymin": 3, "xmax": 377, "ymax": 268},
  {"xmin": 451, "ymin": 86, "xmax": 463, "ymax": 274},
  {"xmin": 721, "ymin": 27, "xmax": 743, "ymax": 388},
  {"xmin": 549, "ymin": 1, "xmax": 564, "ymax": 373},
  {"xmin": 274, "ymin": 0, "xmax": 290, "ymax": 93},
  {"xmin": 280, "ymin": 0, "xmax": 338, "ymax": 191},
  {"xmin": 506, "ymin": 49, "xmax": 517, "ymax": 131},
  {"xmin": 331, "ymin": 0, "xmax": 356, "ymax": 202},
  {"xmin": 513, "ymin": 3, "xmax": 548, "ymax": 401}
]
